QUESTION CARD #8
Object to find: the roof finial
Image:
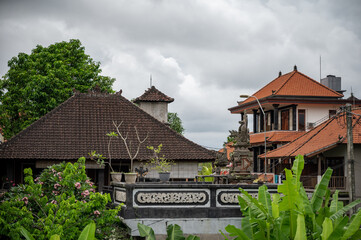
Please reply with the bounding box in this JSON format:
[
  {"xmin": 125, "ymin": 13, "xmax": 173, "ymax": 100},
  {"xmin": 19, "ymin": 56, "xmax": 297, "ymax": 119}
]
[
  {"xmin": 294, "ymin": 65, "xmax": 298, "ymax": 71},
  {"xmin": 278, "ymin": 71, "xmax": 282, "ymax": 77},
  {"xmin": 150, "ymin": 74, "xmax": 152, "ymax": 88}
]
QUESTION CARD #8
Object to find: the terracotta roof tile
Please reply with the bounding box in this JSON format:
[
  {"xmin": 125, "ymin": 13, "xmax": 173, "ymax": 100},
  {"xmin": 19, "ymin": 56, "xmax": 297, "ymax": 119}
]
[
  {"xmin": 0, "ymin": 92, "xmax": 214, "ymax": 161},
  {"xmin": 259, "ymin": 109, "xmax": 361, "ymax": 159},
  {"xmin": 134, "ymin": 86, "xmax": 174, "ymax": 103},
  {"xmin": 250, "ymin": 131, "xmax": 304, "ymax": 145},
  {"xmin": 241, "ymin": 70, "xmax": 343, "ymax": 105}
]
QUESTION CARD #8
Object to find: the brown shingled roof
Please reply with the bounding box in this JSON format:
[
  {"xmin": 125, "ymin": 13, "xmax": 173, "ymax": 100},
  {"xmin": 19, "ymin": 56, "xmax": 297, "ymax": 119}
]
[
  {"xmin": 134, "ymin": 86, "xmax": 174, "ymax": 103},
  {"xmin": 0, "ymin": 92, "xmax": 214, "ymax": 161},
  {"xmin": 259, "ymin": 108, "xmax": 361, "ymax": 159}
]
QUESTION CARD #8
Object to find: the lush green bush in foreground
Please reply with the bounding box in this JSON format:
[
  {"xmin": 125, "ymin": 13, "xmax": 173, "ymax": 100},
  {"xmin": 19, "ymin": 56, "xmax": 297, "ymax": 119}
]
[
  {"xmin": 0, "ymin": 158, "xmax": 127, "ymax": 239},
  {"xmin": 222, "ymin": 155, "xmax": 361, "ymax": 240}
]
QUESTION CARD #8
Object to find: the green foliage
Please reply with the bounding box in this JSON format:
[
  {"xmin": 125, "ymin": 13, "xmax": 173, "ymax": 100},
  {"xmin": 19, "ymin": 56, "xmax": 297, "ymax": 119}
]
[
  {"xmin": 137, "ymin": 223, "xmax": 200, "ymax": 240},
  {"xmin": 198, "ymin": 162, "xmax": 214, "ymax": 182},
  {"xmin": 222, "ymin": 154, "xmax": 361, "ymax": 240},
  {"xmin": 0, "ymin": 39, "xmax": 115, "ymax": 139},
  {"xmin": 147, "ymin": 144, "xmax": 175, "ymax": 173},
  {"xmin": 168, "ymin": 112, "xmax": 185, "ymax": 135},
  {"xmin": 0, "ymin": 158, "xmax": 127, "ymax": 240},
  {"xmin": 20, "ymin": 221, "xmax": 96, "ymax": 240}
]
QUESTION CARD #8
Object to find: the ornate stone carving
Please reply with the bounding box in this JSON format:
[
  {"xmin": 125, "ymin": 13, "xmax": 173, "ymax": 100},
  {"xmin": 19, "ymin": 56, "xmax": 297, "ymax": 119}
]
[{"xmin": 135, "ymin": 191, "xmax": 208, "ymax": 205}]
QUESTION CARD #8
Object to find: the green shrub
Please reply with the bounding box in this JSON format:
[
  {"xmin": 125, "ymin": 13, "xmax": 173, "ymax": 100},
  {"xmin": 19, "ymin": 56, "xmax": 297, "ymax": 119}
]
[
  {"xmin": 222, "ymin": 155, "xmax": 361, "ymax": 240},
  {"xmin": 0, "ymin": 158, "xmax": 127, "ymax": 239}
]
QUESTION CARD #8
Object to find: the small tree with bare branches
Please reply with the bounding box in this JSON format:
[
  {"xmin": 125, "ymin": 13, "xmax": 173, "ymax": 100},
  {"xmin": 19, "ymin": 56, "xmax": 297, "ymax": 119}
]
[{"xmin": 112, "ymin": 121, "xmax": 148, "ymax": 173}]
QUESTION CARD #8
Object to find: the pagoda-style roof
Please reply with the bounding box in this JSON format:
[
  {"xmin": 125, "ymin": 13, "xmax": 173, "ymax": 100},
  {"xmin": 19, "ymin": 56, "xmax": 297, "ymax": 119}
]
[
  {"xmin": 229, "ymin": 67, "xmax": 346, "ymax": 113},
  {"xmin": 0, "ymin": 91, "xmax": 214, "ymax": 161},
  {"xmin": 134, "ymin": 86, "xmax": 174, "ymax": 103}
]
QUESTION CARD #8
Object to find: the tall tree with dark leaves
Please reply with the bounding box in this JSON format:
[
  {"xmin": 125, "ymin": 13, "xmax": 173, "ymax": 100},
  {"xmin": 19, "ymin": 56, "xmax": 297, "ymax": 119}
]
[
  {"xmin": 0, "ymin": 39, "xmax": 115, "ymax": 139},
  {"xmin": 168, "ymin": 112, "xmax": 185, "ymax": 135}
]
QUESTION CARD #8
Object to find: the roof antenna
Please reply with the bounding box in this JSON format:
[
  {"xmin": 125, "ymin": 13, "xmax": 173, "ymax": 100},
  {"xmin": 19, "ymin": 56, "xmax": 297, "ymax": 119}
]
[
  {"xmin": 150, "ymin": 74, "xmax": 152, "ymax": 88},
  {"xmin": 320, "ymin": 55, "xmax": 322, "ymax": 81}
]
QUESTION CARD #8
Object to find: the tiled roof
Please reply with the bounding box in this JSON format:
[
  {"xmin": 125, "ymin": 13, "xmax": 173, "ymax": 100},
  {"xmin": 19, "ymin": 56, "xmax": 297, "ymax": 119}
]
[
  {"xmin": 259, "ymin": 109, "xmax": 361, "ymax": 159},
  {"xmin": 250, "ymin": 131, "xmax": 305, "ymax": 145},
  {"xmin": 0, "ymin": 92, "xmax": 214, "ymax": 161},
  {"xmin": 134, "ymin": 86, "xmax": 174, "ymax": 103},
  {"xmin": 241, "ymin": 69, "xmax": 343, "ymax": 105}
]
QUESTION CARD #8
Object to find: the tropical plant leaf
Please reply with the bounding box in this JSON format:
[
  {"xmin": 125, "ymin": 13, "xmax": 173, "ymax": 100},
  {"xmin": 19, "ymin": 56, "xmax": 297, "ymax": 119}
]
[
  {"xmin": 78, "ymin": 222, "xmax": 96, "ymax": 240},
  {"xmin": 341, "ymin": 209, "xmax": 361, "ymax": 240},
  {"xmin": 292, "ymin": 155, "xmax": 304, "ymax": 185},
  {"xmin": 225, "ymin": 224, "xmax": 250, "ymax": 240},
  {"xmin": 330, "ymin": 200, "xmax": 361, "ymax": 221},
  {"xmin": 241, "ymin": 215, "xmax": 253, "ymax": 239},
  {"xmin": 321, "ymin": 217, "xmax": 333, "ymax": 240},
  {"xmin": 272, "ymin": 194, "xmax": 281, "ymax": 219},
  {"xmin": 19, "ymin": 227, "xmax": 35, "ymax": 240},
  {"xmin": 240, "ymin": 188, "xmax": 267, "ymax": 219},
  {"xmin": 327, "ymin": 216, "xmax": 348, "ymax": 240},
  {"xmin": 311, "ymin": 167, "xmax": 333, "ymax": 212},
  {"xmin": 166, "ymin": 224, "xmax": 185, "ymax": 240},
  {"xmin": 278, "ymin": 169, "xmax": 298, "ymax": 211},
  {"xmin": 330, "ymin": 190, "xmax": 343, "ymax": 215},
  {"xmin": 294, "ymin": 214, "xmax": 307, "ymax": 240},
  {"xmin": 258, "ymin": 185, "xmax": 272, "ymax": 217},
  {"xmin": 186, "ymin": 235, "xmax": 200, "ymax": 240},
  {"xmin": 138, "ymin": 223, "xmax": 156, "ymax": 240}
]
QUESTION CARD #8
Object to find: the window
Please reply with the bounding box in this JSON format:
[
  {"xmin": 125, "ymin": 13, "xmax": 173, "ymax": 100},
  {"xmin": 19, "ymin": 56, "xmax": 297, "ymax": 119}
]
[
  {"xmin": 281, "ymin": 109, "xmax": 289, "ymax": 130},
  {"xmin": 298, "ymin": 109, "xmax": 306, "ymax": 131}
]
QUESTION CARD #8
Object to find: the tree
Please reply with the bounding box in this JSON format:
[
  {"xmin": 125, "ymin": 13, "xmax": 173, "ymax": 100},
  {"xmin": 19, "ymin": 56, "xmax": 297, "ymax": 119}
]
[
  {"xmin": 168, "ymin": 112, "xmax": 185, "ymax": 135},
  {"xmin": 0, "ymin": 39, "xmax": 115, "ymax": 139}
]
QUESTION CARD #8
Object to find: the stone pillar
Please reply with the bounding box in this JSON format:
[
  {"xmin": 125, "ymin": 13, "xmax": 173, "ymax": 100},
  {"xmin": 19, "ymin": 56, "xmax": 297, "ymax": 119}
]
[
  {"xmin": 260, "ymin": 108, "xmax": 264, "ymax": 132},
  {"xmin": 253, "ymin": 109, "xmax": 258, "ymax": 133},
  {"xmin": 273, "ymin": 104, "xmax": 279, "ymax": 130},
  {"xmin": 292, "ymin": 105, "xmax": 297, "ymax": 131}
]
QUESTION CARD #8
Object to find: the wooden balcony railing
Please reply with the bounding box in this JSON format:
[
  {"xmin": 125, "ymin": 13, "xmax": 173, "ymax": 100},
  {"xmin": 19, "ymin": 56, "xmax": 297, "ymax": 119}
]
[{"xmin": 300, "ymin": 176, "xmax": 346, "ymax": 190}]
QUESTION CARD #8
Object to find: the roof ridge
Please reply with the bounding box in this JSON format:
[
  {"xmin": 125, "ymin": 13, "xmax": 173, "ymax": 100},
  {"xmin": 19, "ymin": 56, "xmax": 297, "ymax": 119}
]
[
  {"xmin": 239, "ymin": 71, "xmax": 294, "ymax": 105},
  {"xmin": 273, "ymin": 70, "xmax": 297, "ymax": 95},
  {"xmin": 296, "ymin": 71, "xmax": 343, "ymax": 97}
]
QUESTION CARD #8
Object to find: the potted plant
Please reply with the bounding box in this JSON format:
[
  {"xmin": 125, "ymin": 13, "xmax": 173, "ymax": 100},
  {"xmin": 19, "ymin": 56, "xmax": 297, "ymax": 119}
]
[{"xmin": 147, "ymin": 144, "xmax": 175, "ymax": 182}]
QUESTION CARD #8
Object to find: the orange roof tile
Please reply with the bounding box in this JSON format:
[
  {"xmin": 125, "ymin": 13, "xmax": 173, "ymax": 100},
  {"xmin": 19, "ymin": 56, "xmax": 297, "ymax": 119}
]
[
  {"xmin": 259, "ymin": 108, "xmax": 361, "ymax": 159},
  {"xmin": 251, "ymin": 131, "xmax": 305, "ymax": 145},
  {"xmin": 241, "ymin": 69, "xmax": 343, "ymax": 105}
]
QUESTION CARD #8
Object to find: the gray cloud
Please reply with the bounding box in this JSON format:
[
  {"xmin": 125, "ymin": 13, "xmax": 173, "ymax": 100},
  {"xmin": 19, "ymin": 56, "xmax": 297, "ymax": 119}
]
[{"xmin": 1, "ymin": 0, "xmax": 361, "ymax": 148}]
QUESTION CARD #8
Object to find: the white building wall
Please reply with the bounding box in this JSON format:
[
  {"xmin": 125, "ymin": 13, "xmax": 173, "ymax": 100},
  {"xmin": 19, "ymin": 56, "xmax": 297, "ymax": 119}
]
[
  {"xmin": 297, "ymin": 105, "xmax": 340, "ymax": 130},
  {"xmin": 139, "ymin": 102, "xmax": 168, "ymax": 123},
  {"xmin": 134, "ymin": 161, "xmax": 198, "ymax": 179}
]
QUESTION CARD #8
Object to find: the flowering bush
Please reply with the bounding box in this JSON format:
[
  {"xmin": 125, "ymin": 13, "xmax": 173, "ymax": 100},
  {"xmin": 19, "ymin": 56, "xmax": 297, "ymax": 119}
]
[{"xmin": 0, "ymin": 157, "xmax": 128, "ymax": 239}]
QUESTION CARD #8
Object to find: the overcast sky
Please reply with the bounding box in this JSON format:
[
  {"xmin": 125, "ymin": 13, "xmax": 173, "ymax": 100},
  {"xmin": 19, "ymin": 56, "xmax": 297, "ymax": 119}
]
[{"xmin": 1, "ymin": 0, "xmax": 361, "ymax": 150}]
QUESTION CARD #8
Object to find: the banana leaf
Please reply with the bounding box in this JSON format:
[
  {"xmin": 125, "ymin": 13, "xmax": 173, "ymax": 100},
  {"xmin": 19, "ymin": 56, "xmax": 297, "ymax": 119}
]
[
  {"xmin": 311, "ymin": 168, "xmax": 333, "ymax": 212},
  {"xmin": 330, "ymin": 200, "xmax": 361, "ymax": 221},
  {"xmin": 327, "ymin": 216, "xmax": 348, "ymax": 240},
  {"xmin": 294, "ymin": 214, "xmax": 307, "ymax": 240},
  {"xmin": 341, "ymin": 210, "xmax": 361, "ymax": 240},
  {"xmin": 166, "ymin": 224, "xmax": 185, "ymax": 240},
  {"xmin": 138, "ymin": 223, "xmax": 156, "ymax": 240}
]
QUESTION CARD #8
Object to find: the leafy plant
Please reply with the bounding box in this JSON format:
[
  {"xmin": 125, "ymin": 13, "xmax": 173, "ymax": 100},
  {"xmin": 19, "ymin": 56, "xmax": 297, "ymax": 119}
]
[
  {"xmin": 138, "ymin": 223, "xmax": 200, "ymax": 240},
  {"xmin": 168, "ymin": 112, "xmax": 185, "ymax": 135},
  {"xmin": 222, "ymin": 154, "xmax": 361, "ymax": 240},
  {"xmin": 198, "ymin": 162, "xmax": 214, "ymax": 182},
  {"xmin": 20, "ymin": 221, "xmax": 96, "ymax": 240},
  {"xmin": 147, "ymin": 144, "xmax": 175, "ymax": 173},
  {"xmin": 0, "ymin": 158, "xmax": 128, "ymax": 239}
]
